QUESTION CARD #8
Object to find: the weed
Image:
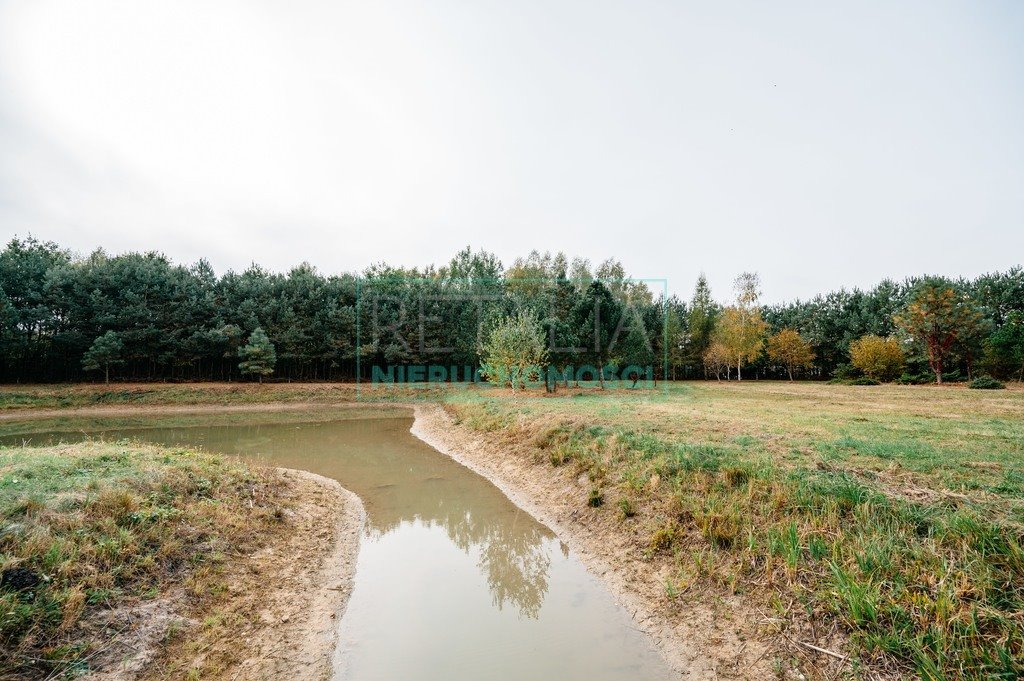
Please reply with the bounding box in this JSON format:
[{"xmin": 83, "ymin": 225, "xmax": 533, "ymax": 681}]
[{"xmin": 617, "ymin": 497, "xmax": 636, "ymax": 519}]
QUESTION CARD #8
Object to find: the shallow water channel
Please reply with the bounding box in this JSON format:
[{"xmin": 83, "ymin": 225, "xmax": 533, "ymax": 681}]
[{"xmin": 1, "ymin": 410, "xmax": 674, "ymax": 680}]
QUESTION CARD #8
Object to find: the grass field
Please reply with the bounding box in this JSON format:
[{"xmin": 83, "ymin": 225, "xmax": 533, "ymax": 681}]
[
  {"xmin": 1, "ymin": 379, "xmax": 1021, "ymax": 678},
  {"xmin": 444, "ymin": 382, "xmax": 1024, "ymax": 679},
  {"xmin": 0, "ymin": 440, "xmax": 287, "ymax": 677}
]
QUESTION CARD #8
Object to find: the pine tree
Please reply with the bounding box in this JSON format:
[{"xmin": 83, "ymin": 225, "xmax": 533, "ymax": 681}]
[
  {"xmin": 686, "ymin": 275, "xmax": 718, "ymax": 377},
  {"xmin": 82, "ymin": 331, "xmax": 123, "ymax": 384},
  {"xmin": 985, "ymin": 311, "xmax": 1024, "ymax": 382},
  {"xmin": 895, "ymin": 279, "xmax": 984, "ymax": 384},
  {"xmin": 618, "ymin": 318, "xmax": 654, "ymax": 387},
  {"xmin": 238, "ymin": 327, "xmax": 277, "ymax": 383}
]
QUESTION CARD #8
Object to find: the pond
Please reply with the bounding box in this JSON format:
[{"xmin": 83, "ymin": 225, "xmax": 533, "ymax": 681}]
[{"xmin": 0, "ymin": 410, "xmax": 674, "ymax": 680}]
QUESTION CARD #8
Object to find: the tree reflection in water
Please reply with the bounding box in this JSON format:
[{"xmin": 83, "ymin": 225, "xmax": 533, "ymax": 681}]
[
  {"xmin": 364, "ymin": 472, "xmax": 553, "ymax": 620},
  {"xmin": 0, "ymin": 414, "xmax": 559, "ymax": 620},
  {"xmin": 477, "ymin": 513, "xmax": 551, "ymax": 619}
]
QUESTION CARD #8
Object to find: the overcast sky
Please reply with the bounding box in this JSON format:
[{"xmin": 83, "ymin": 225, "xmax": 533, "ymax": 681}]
[{"xmin": 1, "ymin": 1, "xmax": 1022, "ymax": 303}]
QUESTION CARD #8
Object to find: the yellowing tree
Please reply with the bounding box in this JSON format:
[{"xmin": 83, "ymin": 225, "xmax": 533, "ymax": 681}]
[
  {"xmin": 702, "ymin": 341, "xmax": 731, "ymax": 380},
  {"xmin": 714, "ymin": 307, "xmax": 768, "ymax": 380},
  {"xmin": 766, "ymin": 328, "xmax": 815, "ymax": 380},
  {"xmin": 849, "ymin": 335, "xmax": 905, "ymax": 382},
  {"xmin": 712, "ymin": 272, "xmax": 768, "ymax": 380}
]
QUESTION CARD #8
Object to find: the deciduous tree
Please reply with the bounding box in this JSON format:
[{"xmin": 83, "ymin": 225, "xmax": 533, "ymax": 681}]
[
  {"xmin": 713, "ymin": 273, "xmax": 768, "ymax": 380},
  {"xmin": 480, "ymin": 310, "xmax": 548, "ymax": 393},
  {"xmin": 703, "ymin": 341, "xmax": 731, "ymax": 380},
  {"xmin": 766, "ymin": 329, "xmax": 815, "ymax": 380},
  {"xmin": 849, "ymin": 335, "xmax": 905, "ymax": 382}
]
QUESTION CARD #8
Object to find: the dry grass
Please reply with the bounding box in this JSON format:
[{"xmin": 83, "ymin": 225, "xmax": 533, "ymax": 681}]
[
  {"xmin": 0, "ymin": 441, "xmax": 292, "ymax": 678},
  {"xmin": 445, "ymin": 381, "xmax": 1024, "ymax": 680}
]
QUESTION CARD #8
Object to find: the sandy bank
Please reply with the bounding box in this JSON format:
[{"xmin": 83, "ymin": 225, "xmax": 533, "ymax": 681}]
[
  {"xmin": 410, "ymin": 403, "xmax": 773, "ymax": 680},
  {"xmin": 94, "ymin": 469, "xmax": 365, "ymax": 680}
]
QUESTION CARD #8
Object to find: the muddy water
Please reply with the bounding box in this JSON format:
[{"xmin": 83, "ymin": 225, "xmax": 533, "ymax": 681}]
[{"xmin": 1, "ymin": 411, "xmax": 674, "ymax": 681}]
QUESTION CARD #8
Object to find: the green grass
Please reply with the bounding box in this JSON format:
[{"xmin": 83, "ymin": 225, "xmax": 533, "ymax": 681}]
[
  {"xmin": 446, "ymin": 381, "xmax": 1024, "ymax": 679},
  {"xmin": 4, "ymin": 379, "xmax": 1023, "ymax": 677},
  {"xmin": 0, "ymin": 440, "xmax": 283, "ymax": 677}
]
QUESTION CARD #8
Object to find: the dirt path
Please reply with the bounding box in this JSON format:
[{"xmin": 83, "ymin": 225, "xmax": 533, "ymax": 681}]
[{"xmin": 411, "ymin": 403, "xmax": 773, "ymax": 680}]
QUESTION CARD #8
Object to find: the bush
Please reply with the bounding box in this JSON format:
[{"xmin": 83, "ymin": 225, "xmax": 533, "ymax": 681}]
[
  {"xmin": 895, "ymin": 372, "xmax": 932, "ymax": 385},
  {"xmin": 968, "ymin": 376, "xmax": 1005, "ymax": 390},
  {"xmin": 833, "ymin": 363, "xmax": 861, "ymax": 380},
  {"xmin": 828, "ymin": 377, "xmax": 881, "ymax": 386},
  {"xmin": 849, "ymin": 335, "xmax": 906, "ymax": 382}
]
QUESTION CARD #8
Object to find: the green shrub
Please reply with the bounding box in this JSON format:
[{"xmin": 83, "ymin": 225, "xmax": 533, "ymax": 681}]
[
  {"xmin": 942, "ymin": 369, "xmax": 966, "ymax": 383},
  {"xmin": 895, "ymin": 372, "xmax": 932, "ymax": 385},
  {"xmin": 833, "ymin": 363, "xmax": 860, "ymax": 380},
  {"xmin": 829, "ymin": 377, "xmax": 881, "ymax": 386},
  {"xmin": 968, "ymin": 376, "xmax": 1005, "ymax": 390}
]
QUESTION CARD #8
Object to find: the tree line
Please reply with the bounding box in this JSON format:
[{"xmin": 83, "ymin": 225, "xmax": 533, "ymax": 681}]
[{"xmin": 1, "ymin": 236, "xmax": 1021, "ymax": 384}]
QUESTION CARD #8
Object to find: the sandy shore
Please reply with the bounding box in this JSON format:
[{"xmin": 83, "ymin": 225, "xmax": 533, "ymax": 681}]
[
  {"xmin": 410, "ymin": 402, "xmax": 773, "ymax": 680},
  {"xmin": 228, "ymin": 469, "xmax": 365, "ymax": 680},
  {"xmin": 91, "ymin": 468, "xmax": 365, "ymax": 681}
]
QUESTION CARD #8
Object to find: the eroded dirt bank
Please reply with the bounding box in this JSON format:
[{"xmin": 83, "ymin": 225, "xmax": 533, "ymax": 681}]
[
  {"xmin": 411, "ymin": 403, "xmax": 773, "ymax": 680},
  {"xmin": 103, "ymin": 469, "xmax": 364, "ymax": 680}
]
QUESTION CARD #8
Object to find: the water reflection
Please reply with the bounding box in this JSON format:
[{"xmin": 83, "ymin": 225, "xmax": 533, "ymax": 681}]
[
  {"xmin": 479, "ymin": 521, "xmax": 551, "ymax": 618},
  {"xmin": 1, "ymin": 413, "xmax": 674, "ymax": 680},
  {"xmin": 0, "ymin": 415, "xmax": 553, "ymax": 619}
]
